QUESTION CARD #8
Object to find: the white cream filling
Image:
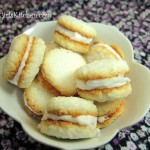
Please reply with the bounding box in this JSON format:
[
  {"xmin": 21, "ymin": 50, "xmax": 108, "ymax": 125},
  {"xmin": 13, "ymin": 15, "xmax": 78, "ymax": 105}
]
[
  {"xmin": 98, "ymin": 115, "xmax": 109, "ymax": 123},
  {"xmin": 9, "ymin": 37, "xmax": 33, "ymax": 85},
  {"xmin": 55, "ymin": 25, "xmax": 92, "ymax": 44},
  {"xmin": 23, "ymin": 94, "xmax": 42, "ymax": 116},
  {"xmin": 94, "ymin": 43, "xmax": 122, "ymax": 60},
  {"xmin": 42, "ymin": 113, "xmax": 97, "ymax": 128},
  {"xmin": 76, "ymin": 75, "xmax": 130, "ymax": 90}
]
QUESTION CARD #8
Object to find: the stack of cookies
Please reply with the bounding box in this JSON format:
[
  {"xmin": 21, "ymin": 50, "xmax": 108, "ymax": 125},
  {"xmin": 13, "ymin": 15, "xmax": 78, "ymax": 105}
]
[{"xmin": 2, "ymin": 15, "xmax": 132, "ymax": 139}]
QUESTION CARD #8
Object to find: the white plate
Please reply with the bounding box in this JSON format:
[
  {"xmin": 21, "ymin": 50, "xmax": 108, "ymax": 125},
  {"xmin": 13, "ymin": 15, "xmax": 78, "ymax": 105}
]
[{"xmin": 0, "ymin": 21, "xmax": 150, "ymax": 150}]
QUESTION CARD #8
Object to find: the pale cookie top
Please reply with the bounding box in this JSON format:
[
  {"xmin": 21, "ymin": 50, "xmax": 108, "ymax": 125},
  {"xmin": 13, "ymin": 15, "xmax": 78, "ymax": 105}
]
[
  {"xmin": 75, "ymin": 59, "xmax": 129, "ymax": 80},
  {"xmin": 46, "ymin": 96, "xmax": 98, "ymax": 116},
  {"xmin": 41, "ymin": 48, "xmax": 86, "ymax": 96}
]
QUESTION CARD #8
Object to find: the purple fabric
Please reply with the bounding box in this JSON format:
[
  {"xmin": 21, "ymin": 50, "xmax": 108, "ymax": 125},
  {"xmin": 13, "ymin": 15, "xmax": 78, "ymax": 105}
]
[{"xmin": 0, "ymin": 0, "xmax": 150, "ymax": 149}]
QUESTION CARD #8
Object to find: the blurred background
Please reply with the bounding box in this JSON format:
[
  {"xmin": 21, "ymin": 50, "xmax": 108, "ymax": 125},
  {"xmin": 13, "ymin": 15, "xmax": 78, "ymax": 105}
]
[{"xmin": 0, "ymin": 0, "xmax": 150, "ymax": 150}]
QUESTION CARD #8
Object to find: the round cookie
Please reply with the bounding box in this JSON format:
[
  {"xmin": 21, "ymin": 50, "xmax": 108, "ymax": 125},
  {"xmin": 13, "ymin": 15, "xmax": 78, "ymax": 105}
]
[
  {"xmin": 85, "ymin": 41, "xmax": 124, "ymax": 63},
  {"xmin": 95, "ymin": 99, "xmax": 125, "ymax": 128},
  {"xmin": 41, "ymin": 48, "xmax": 86, "ymax": 96},
  {"xmin": 24, "ymin": 73, "xmax": 60, "ymax": 119},
  {"xmin": 3, "ymin": 34, "xmax": 46, "ymax": 88},
  {"xmin": 38, "ymin": 96, "xmax": 100, "ymax": 139},
  {"xmin": 76, "ymin": 59, "xmax": 132, "ymax": 102},
  {"xmin": 54, "ymin": 15, "xmax": 96, "ymax": 53}
]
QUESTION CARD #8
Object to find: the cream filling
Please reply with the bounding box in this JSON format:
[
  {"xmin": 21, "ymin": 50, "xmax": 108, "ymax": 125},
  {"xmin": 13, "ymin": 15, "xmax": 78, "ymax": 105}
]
[
  {"xmin": 94, "ymin": 43, "xmax": 122, "ymax": 60},
  {"xmin": 55, "ymin": 25, "xmax": 92, "ymax": 44},
  {"xmin": 42, "ymin": 113, "xmax": 97, "ymax": 128},
  {"xmin": 23, "ymin": 94, "xmax": 42, "ymax": 116},
  {"xmin": 9, "ymin": 37, "xmax": 33, "ymax": 85},
  {"xmin": 98, "ymin": 115, "xmax": 109, "ymax": 123},
  {"xmin": 76, "ymin": 75, "xmax": 130, "ymax": 90}
]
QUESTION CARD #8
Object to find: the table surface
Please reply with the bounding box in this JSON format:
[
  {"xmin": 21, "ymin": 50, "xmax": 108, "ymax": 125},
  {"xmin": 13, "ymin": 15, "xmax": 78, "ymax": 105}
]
[{"xmin": 0, "ymin": 0, "xmax": 150, "ymax": 150}]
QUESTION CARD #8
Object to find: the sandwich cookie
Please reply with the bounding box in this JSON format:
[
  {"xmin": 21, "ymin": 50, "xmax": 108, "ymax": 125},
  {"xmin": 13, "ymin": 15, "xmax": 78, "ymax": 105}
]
[
  {"xmin": 38, "ymin": 96, "xmax": 100, "ymax": 139},
  {"xmin": 41, "ymin": 48, "xmax": 86, "ymax": 96},
  {"xmin": 95, "ymin": 99, "xmax": 125, "ymax": 128},
  {"xmin": 24, "ymin": 73, "xmax": 60, "ymax": 119},
  {"xmin": 85, "ymin": 40, "xmax": 124, "ymax": 63},
  {"xmin": 76, "ymin": 59, "xmax": 132, "ymax": 102},
  {"xmin": 54, "ymin": 15, "xmax": 96, "ymax": 53},
  {"xmin": 3, "ymin": 34, "xmax": 46, "ymax": 88}
]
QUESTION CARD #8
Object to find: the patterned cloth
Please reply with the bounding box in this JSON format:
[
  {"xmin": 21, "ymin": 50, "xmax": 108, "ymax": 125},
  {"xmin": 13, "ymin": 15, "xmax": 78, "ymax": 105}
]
[{"xmin": 0, "ymin": 0, "xmax": 150, "ymax": 149}]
